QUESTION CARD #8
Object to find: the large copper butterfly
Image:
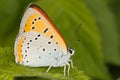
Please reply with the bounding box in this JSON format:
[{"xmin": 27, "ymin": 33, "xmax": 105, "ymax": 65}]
[{"xmin": 14, "ymin": 3, "xmax": 74, "ymax": 76}]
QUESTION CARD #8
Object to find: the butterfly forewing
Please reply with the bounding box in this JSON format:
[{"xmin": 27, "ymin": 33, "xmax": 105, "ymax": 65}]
[{"xmin": 19, "ymin": 4, "xmax": 67, "ymax": 52}]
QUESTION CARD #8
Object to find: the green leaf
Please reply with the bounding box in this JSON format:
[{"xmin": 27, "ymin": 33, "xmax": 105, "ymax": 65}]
[
  {"xmin": 0, "ymin": 0, "xmax": 115, "ymax": 80},
  {"xmin": 0, "ymin": 0, "xmax": 20, "ymax": 46},
  {"xmin": 83, "ymin": 0, "xmax": 120, "ymax": 65},
  {"xmin": 0, "ymin": 0, "xmax": 37, "ymax": 47},
  {"xmin": 0, "ymin": 47, "xmax": 89, "ymax": 80},
  {"xmin": 37, "ymin": 0, "xmax": 111, "ymax": 80},
  {"xmin": 108, "ymin": 0, "xmax": 120, "ymax": 65}
]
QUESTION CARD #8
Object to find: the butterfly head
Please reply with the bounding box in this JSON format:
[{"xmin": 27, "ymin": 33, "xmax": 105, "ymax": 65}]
[{"xmin": 67, "ymin": 48, "xmax": 74, "ymax": 56}]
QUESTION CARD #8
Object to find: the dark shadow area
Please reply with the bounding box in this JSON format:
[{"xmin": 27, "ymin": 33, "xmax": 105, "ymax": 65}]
[
  {"xmin": 107, "ymin": 64, "xmax": 120, "ymax": 80},
  {"xmin": 14, "ymin": 76, "xmax": 50, "ymax": 80}
]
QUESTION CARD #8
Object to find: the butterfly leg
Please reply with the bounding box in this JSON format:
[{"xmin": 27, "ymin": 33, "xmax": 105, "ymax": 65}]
[
  {"xmin": 46, "ymin": 65, "xmax": 52, "ymax": 73},
  {"xmin": 64, "ymin": 64, "xmax": 66, "ymax": 76},
  {"xmin": 69, "ymin": 59, "xmax": 74, "ymax": 69},
  {"xmin": 66, "ymin": 62, "xmax": 70, "ymax": 76}
]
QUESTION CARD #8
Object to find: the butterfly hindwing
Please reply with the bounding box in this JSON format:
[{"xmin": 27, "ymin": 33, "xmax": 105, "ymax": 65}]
[{"xmin": 15, "ymin": 31, "xmax": 65, "ymax": 66}]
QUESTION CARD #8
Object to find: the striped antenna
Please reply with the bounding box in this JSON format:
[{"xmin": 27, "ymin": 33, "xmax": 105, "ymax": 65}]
[{"xmin": 69, "ymin": 24, "xmax": 81, "ymax": 48}]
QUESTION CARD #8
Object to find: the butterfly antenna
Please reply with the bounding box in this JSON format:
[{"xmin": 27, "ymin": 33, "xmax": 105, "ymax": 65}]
[{"xmin": 69, "ymin": 24, "xmax": 81, "ymax": 48}]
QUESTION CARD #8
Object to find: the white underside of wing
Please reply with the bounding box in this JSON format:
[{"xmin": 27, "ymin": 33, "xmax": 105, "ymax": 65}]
[{"xmin": 15, "ymin": 32, "xmax": 69, "ymax": 67}]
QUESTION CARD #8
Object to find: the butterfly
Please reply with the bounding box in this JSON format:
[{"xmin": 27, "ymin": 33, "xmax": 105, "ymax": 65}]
[{"xmin": 14, "ymin": 3, "xmax": 74, "ymax": 76}]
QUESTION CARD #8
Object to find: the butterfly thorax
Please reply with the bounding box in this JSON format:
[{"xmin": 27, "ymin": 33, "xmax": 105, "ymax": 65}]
[{"xmin": 51, "ymin": 53, "xmax": 71, "ymax": 67}]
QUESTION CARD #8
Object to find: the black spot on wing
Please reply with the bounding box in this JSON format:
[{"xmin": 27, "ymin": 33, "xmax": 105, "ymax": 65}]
[
  {"xmin": 43, "ymin": 48, "xmax": 45, "ymax": 51},
  {"xmin": 54, "ymin": 49, "xmax": 56, "ymax": 51},
  {"xmin": 34, "ymin": 18, "xmax": 37, "ymax": 21},
  {"xmin": 32, "ymin": 22, "xmax": 34, "ymax": 24},
  {"xmin": 29, "ymin": 40, "xmax": 32, "ymax": 42},
  {"xmin": 39, "ymin": 56, "xmax": 41, "ymax": 59},
  {"xmin": 44, "ymin": 28, "xmax": 48, "ymax": 33},
  {"xmin": 50, "ymin": 35, "xmax": 53, "ymax": 38},
  {"xmin": 56, "ymin": 42, "xmax": 58, "ymax": 44},
  {"xmin": 23, "ymin": 54, "xmax": 28, "ymax": 59},
  {"xmin": 27, "ymin": 47, "xmax": 29, "ymax": 49},
  {"xmin": 32, "ymin": 26, "xmax": 35, "ymax": 29},
  {"xmin": 38, "ymin": 17, "xmax": 41, "ymax": 20},
  {"xmin": 26, "ymin": 60, "xmax": 29, "ymax": 63},
  {"xmin": 37, "ymin": 34, "xmax": 40, "ymax": 37},
  {"xmin": 48, "ymin": 41, "xmax": 51, "ymax": 44},
  {"xmin": 35, "ymin": 37, "xmax": 38, "ymax": 40},
  {"xmin": 27, "ymin": 42, "xmax": 29, "ymax": 45},
  {"xmin": 61, "ymin": 54, "xmax": 64, "ymax": 57},
  {"xmin": 25, "ymin": 50, "xmax": 27, "ymax": 53}
]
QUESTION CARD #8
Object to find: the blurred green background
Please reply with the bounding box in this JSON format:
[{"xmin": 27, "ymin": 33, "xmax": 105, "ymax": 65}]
[{"xmin": 0, "ymin": 0, "xmax": 120, "ymax": 80}]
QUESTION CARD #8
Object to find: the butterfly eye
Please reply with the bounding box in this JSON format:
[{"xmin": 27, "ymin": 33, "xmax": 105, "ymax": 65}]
[{"xmin": 68, "ymin": 48, "xmax": 74, "ymax": 55}]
